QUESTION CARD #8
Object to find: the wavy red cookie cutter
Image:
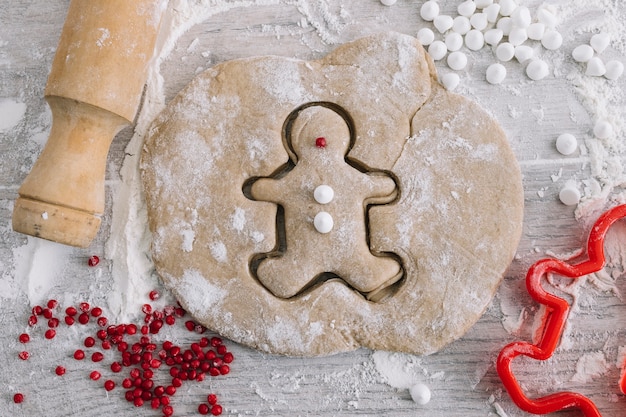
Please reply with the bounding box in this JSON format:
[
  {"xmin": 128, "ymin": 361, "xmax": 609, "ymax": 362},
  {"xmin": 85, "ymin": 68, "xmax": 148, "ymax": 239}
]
[{"xmin": 497, "ymin": 204, "xmax": 626, "ymax": 417}]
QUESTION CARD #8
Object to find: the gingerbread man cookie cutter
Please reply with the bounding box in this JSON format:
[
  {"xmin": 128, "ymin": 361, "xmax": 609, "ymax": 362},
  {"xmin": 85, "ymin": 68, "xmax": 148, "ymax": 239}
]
[{"xmin": 497, "ymin": 204, "xmax": 626, "ymax": 417}]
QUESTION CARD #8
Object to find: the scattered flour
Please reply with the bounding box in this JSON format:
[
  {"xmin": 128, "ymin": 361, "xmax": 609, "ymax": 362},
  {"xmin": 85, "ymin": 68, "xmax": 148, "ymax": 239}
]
[{"xmin": 0, "ymin": 98, "xmax": 27, "ymax": 131}]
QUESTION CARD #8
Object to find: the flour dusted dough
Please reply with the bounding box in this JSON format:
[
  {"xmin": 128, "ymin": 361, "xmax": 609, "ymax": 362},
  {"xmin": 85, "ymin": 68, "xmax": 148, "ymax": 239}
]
[{"xmin": 141, "ymin": 32, "xmax": 524, "ymax": 356}]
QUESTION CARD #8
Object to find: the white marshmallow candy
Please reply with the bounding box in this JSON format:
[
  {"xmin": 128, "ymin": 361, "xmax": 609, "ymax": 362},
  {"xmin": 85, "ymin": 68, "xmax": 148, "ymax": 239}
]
[
  {"xmin": 452, "ymin": 16, "xmax": 472, "ymax": 35},
  {"xmin": 572, "ymin": 44, "xmax": 594, "ymax": 63},
  {"xmin": 434, "ymin": 14, "xmax": 454, "ymax": 33},
  {"xmin": 498, "ymin": 0, "xmax": 517, "ymax": 17},
  {"xmin": 465, "ymin": 29, "xmax": 484, "ymax": 51},
  {"xmin": 445, "ymin": 32, "xmax": 464, "ymax": 52},
  {"xmin": 586, "ymin": 57, "xmax": 606, "ymax": 77},
  {"xmin": 314, "ymin": 211, "xmax": 334, "ymax": 233},
  {"xmin": 314, "ymin": 185, "xmax": 334, "ymax": 204},
  {"xmin": 511, "ymin": 6, "xmax": 532, "ymax": 28},
  {"xmin": 474, "ymin": 0, "xmax": 493, "ymax": 9},
  {"xmin": 440, "ymin": 72, "xmax": 460, "ymax": 91},
  {"xmin": 508, "ymin": 27, "xmax": 528, "ymax": 46},
  {"xmin": 457, "ymin": 0, "xmax": 476, "ymax": 17},
  {"xmin": 417, "ymin": 27, "xmax": 436, "ymax": 46},
  {"xmin": 537, "ymin": 7, "xmax": 558, "ymax": 28},
  {"xmin": 420, "ymin": 1, "xmax": 440, "ymax": 21},
  {"xmin": 541, "ymin": 30, "xmax": 563, "ymax": 50},
  {"xmin": 590, "ymin": 33, "xmax": 610, "ymax": 54},
  {"xmin": 428, "ymin": 41, "xmax": 448, "ymax": 61},
  {"xmin": 470, "ymin": 13, "xmax": 489, "ymax": 31},
  {"xmin": 409, "ymin": 383, "xmax": 432, "ymax": 405},
  {"xmin": 594, "ymin": 120, "xmax": 613, "ymax": 139},
  {"xmin": 447, "ymin": 51, "xmax": 468, "ymax": 70},
  {"xmin": 514, "ymin": 45, "xmax": 534, "ymax": 62},
  {"xmin": 496, "ymin": 42, "xmax": 515, "ymax": 62},
  {"xmin": 486, "ymin": 63, "xmax": 507, "ymax": 84},
  {"xmin": 527, "ymin": 23, "xmax": 545, "ymax": 41},
  {"xmin": 526, "ymin": 59, "xmax": 549, "ymax": 80},
  {"xmin": 380, "ymin": 0, "xmax": 397, "ymax": 5},
  {"xmin": 483, "ymin": 28, "xmax": 503, "ymax": 46},
  {"xmin": 559, "ymin": 183, "xmax": 581, "ymax": 206},
  {"xmin": 484, "ymin": 3, "xmax": 501, "ymax": 23},
  {"xmin": 555, "ymin": 133, "xmax": 577, "ymax": 155},
  {"xmin": 605, "ymin": 60, "xmax": 624, "ymax": 80},
  {"xmin": 497, "ymin": 17, "xmax": 513, "ymax": 36}
]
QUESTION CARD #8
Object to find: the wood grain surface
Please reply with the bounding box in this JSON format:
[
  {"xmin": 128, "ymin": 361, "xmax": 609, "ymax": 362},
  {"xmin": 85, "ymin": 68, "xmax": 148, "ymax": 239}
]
[{"xmin": 1, "ymin": 1, "xmax": 625, "ymax": 416}]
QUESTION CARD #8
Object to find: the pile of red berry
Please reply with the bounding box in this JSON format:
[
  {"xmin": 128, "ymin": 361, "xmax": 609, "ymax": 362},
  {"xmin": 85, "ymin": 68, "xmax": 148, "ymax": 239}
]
[{"xmin": 13, "ymin": 285, "xmax": 232, "ymax": 416}]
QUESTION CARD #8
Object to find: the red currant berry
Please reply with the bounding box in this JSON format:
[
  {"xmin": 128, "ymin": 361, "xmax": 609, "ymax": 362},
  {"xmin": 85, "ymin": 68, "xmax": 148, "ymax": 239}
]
[
  {"xmin": 44, "ymin": 329, "xmax": 56, "ymax": 339},
  {"xmin": 315, "ymin": 137, "xmax": 327, "ymax": 148},
  {"xmin": 18, "ymin": 333, "xmax": 30, "ymax": 343},
  {"xmin": 211, "ymin": 404, "xmax": 223, "ymax": 415},
  {"xmin": 104, "ymin": 380, "xmax": 115, "ymax": 391},
  {"xmin": 13, "ymin": 393, "xmax": 24, "ymax": 403},
  {"xmin": 198, "ymin": 403, "xmax": 210, "ymax": 415},
  {"xmin": 90, "ymin": 370, "xmax": 101, "ymax": 381},
  {"xmin": 18, "ymin": 351, "xmax": 30, "ymax": 360},
  {"xmin": 55, "ymin": 366, "xmax": 66, "ymax": 376},
  {"xmin": 74, "ymin": 349, "xmax": 85, "ymax": 360},
  {"xmin": 88, "ymin": 255, "xmax": 100, "ymax": 267}
]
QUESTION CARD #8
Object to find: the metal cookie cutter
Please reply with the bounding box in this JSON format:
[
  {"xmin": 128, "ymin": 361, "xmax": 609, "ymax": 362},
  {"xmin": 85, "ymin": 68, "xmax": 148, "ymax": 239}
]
[{"xmin": 497, "ymin": 204, "xmax": 626, "ymax": 417}]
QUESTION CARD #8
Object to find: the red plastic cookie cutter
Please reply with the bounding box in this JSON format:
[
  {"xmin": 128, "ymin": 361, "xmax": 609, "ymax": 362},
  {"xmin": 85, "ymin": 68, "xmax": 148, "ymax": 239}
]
[{"xmin": 497, "ymin": 204, "xmax": 626, "ymax": 417}]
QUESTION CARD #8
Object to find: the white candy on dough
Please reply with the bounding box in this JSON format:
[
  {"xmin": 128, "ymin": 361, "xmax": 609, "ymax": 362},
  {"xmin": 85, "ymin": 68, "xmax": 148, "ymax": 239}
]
[
  {"xmin": 508, "ymin": 27, "xmax": 528, "ymax": 46},
  {"xmin": 496, "ymin": 42, "xmax": 515, "ymax": 62},
  {"xmin": 452, "ymin": 16, "xmax": 472, "ymax": 35},
  {"xmin": 465, "ymin": 29, "xmax": 484, "ymax": 51},
  {"xmin": 428, "ymin": 41, "xmax": 448, "ymax": 60},
  {"xmin": 586, "ymin": 57, "xmax": 606, "ymax": 77},
  {"xmin": 314, "ymin": 211, "xmax": 334, "ymax": 233},
  {"xmin": 440, "ymin": 72, "xmax": 460, "ymax": 90},
  {"xmin": 420, "ymin": 0, "xmax": 440, "ymax": 21},
  {"xmin": 314, "ymin": 185, "xmax": 334, "ymax": 204},
  {"xmin": 470, "ymin": 12, "xmax": 489, "ymax": 31},
  {"xmin": 445, "ymin": 32, "xmax": 464, "ymax": 52},
  {"xmin": 559, "ymin": 184, "xmax": 581, "ymax": 206},
  {"xmin": 605, "ymin": 60, "xmax": 625, "ymax": 80},
  {"xmin": 498, "ymin": 0, "xmax": 517, "ymax": 17},
  {"xmin": 514, "ymin": 45, "xmax": 534, "ymax": 62},
  {"xmin": 483, "ymin": 28, "xmax": 503, "ymax": 46},
  {"xmin": 447, "ymin": 51, "xmax": 468, "ymax": 70},
  {"xmin": 541, "ymin": 30, "xmax": 563, "ymax": 50},
  {"xmin": 590, "ymin": 32, "xmax": 610, "ymax": 54},
  {"xmin": 434, "ymin": 14, "xmax": 454, "ymax": 33},
  {"xmin": 457, "ymin": 0, "xmax": 476, "ymax": 17},
  {"xmin": 593, "ymin": 120, "xmax": 613, "ymax": 139},
  {"xmin": 511, "ymin": 6, "xmax": 532, "ymax": 28},
  {"xmin": 484, "ymin": 3, "xmax": 500, "ymax": 23},
  {"xmin": 526, "ymin": 23, "xmax": 545, "ymax": 41},
  {"xmin": 526, "ymin": 59, "xmax": 549, "ymax": 80},
  {"xmin": 572, "ymin": 44, "xmax": 594, "ymax": 63},
  {"xmin": 417, "ymin": 27, "xmax": 435, "ymax": 46},
  {"xmin": 486, "ymin": 63, "xmax": 507, "ymax": 84},
  {"xmin": 409, "ymin": 383, "xmax": 432, "ymax": 405},
  {"xmin": 555, "ymin": 133, "xmax": 577, "ymax": 155},
  {"xmin": 497, "ymin": 17, "xmax": 513, "ymax": 36}
]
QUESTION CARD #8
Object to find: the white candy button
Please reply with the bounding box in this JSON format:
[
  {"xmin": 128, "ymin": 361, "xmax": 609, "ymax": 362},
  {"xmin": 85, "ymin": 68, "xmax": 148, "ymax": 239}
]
[
  {"xmin": 508, "ymin": 27, "xmax": 528, "ymax": 46},
  {"xmin": 484, "ymin": 4, "xmax": 500, "ymax": 23},
  {"xmin": 409, "ymin": 383, "xmax": 432, "ymax": 405},
  {"xmin": 497, "ymin": 17, "xmax": 513, "ymax": 36},
  {"xmin": 604, "ymin": 60, "xmax": 624, "ymax": 80},
  {"xmin": 434, "ymin": 14, "xmax": 454, "ymax": 33},
  {"xmin": 496, "ymin": 42, "xmax": 515, "ymax": 62},
  {"xmin": 593, "ymin": 120, "xmax": 613, "ymax": 139},
  {"xmin": 555, "ymin": 133, "xmax": 577, "ymax": 155},
  {"xmin": 499, "ymin": 0, "xmax": 517, "ymax": 17},
  {"xmin": 420, "ymin": 1, "xmax": 440, "ymax": 21},
  {"xmin": 474, "ymin": 0, "xmax": 493, "ymax": 9},
  {"xmin": 452, "ymin": 16, "xmax": 472, "ymax": 35},
  {"xmin": 314, "ymin": 212, "xmax": 334, "ymax": 233},
  {"xmin": 511, "ymin": 6, "xmax": 532, "ymax": 28},
  {"xmin": 527, "ymin": 23, "xmax": 545, "ymax": 41},
  {"xmin": 447, "ymin": 51, "xmax": 468, "ymax": 70},
  {"xmin": 428, "ymin": 41, "xmax": 448, "ymax": 61},
  {"xmin": 457, "ymin": 0, "xmax": 476, "ymax": 17},
  {"xmin": 572, "ymin": 44, "xmax": 594, "ymax": 63},
  {"xmin": 590, "ymin": 33, "xmax": 610, "ymax": 54},
  {"xmin": 470, "ymin": 12, "xmax": 489, "ymax": 31},
  {"xmin": 445, "ymin": 32, "xmax": 464, "ymax": 52},
  {"xmin": 586, "ymin": 57, "xmax": 606, "ymax": 77},
  {"xmin": 484, "ymin": 28, "xmax": 503, "ymax": 46},
  {"xmin": 486, "ymin": 63, "xmax": 507, "ymax": 84},
  {"xmin": 541, "ymin": 30, "xmax": 563, "ymax": 50},
  {"xmin": 417, "ymin": 27, "xmax": 435, "ymax": 46},
  {"xmin": 314, "ymin": 185, "xmax": 334, "ymax": 204},
  {"xmin": 526, "ymin": 59, "xmax": 549, "ymax": 81},
  {"xmin": 465, "ymin": 29, "xmax": 484, "ymax": 51},
  {"xmin": 559, "ymin": 183, "xmax": 581, "ymax": 206},
  {"xmin": 514, "ymin": 45, "xmax": 534, "ymax": 63},
  {"xmin": 537, "ymin": 7, "xmax": 558, "ymax": 28},
  {"xmin": 380, "ymin": 0, "xmax": 397, "ymax": 5},
  {"xmin": 441, "ymin": 73, "xmax": 460, "ymax": 91}
]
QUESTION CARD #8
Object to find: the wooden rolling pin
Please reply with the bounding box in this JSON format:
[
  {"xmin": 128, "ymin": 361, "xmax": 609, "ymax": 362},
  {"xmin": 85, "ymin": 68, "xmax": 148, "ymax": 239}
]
[{"xmin": 12, "ymin": 0, "xmax": 166, "ymax": 247}]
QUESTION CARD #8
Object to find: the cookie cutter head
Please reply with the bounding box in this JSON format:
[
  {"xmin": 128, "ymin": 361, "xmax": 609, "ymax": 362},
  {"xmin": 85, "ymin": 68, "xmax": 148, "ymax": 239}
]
[{"xmin": 497, "ymin": 204, "xmax": 626, "ymax": 417}]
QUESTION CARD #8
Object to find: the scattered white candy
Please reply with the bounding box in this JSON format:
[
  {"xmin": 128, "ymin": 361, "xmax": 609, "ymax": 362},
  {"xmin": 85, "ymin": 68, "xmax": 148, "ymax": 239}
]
[
  {"xmin": 434, "ymin": 14, "xmax": 454, "ymax": 33},
  {"xmin": 470, "ymin": 12, "xmax": 489, "ymax": 31},
  {"xmin": 511, "ymin": 6, "xmax": 532, "ymax": 28},
  {"xmin": 572, "ymin": 44, "xmax": 594, "ymax": 63},
  {"xmin": 586, "ymin": 57, "xmax": 606, "ymax": 77},
  {"xmin": 380, "ymin": 0, "xmax": 397, "ymax": 5},
  {"xmin": 452, "ymin": 16, "xmax": 472, "ymax": 35},
  {"xmin": 593, "ymin": 120, "xmax": 613, "ymax": 139},
  {"xmin": 537, "ymin": 7, "xmax": 558, "ymax": 28},
  {"xmin": 447, "ymin": 51, "xmax": 468, "ymax": 70},
  {"xmin": 508, "ymin": 27, "xmax": 528, "ymax": 46},
  {"xmin": 590, "ymin": 32, "xmax": 610, "ymax": 54},
  {"xmin": 541, "ymin": 30, "xmax": 563, "ymax": 50},
  {"xmin": 417, "ymin": 27, "xmax": 435, "ymax": 46},
  {"xmin": 314, "ymin": 185, "xmax": 334, "ymax": 204},
  {"xmin": 514, "ymin": 45, "xmax": 534, "ymax": 62},
  {"xmin": 474, "ymin": 0, "xmax": 493, "ymax": 9},
  {"xmin": 496, "ymin": 42, "xmax": 515, "ymax": 62},
  {"xmin": 465, "ymin": 29, "xmax": 484, "ymax": 51},
  {"xmin": 420, "ymin": 0, "xmax": 440, "ymax": 21},
  {"xmin": 605, "ymin": 60, "xmax": 624, "ymax": 80},
  {"xmin": 526, "ymin": 23, "xmax": 545, "ymax": 41},
  {"xmin": 457, "ymin": 0, "xmax": 476, "ymax": 17},
  {"xmin": 314, "ymin": 211, "xmax": 334, "ymax": 233},
  {"xmin": 559, "ymin": 183, "xmax": 581, "ymax": 206},
  {"xmin": 526, "ymin": 59, "xmax": 549, "ymax": 81},
  {"xmin": 486, "ymin": 63, "xmax": 507, "ymax": 84},
  {"xmin": 445, "ymin": 32, "xmax": 464, "ymax": 52},
  {"xmin": 484, "ymin": 3, "xmax": 500, "ymax": 23},
  {"xmin": 440, "ymin": 72, "xmax": 460, "ymax": 90},
  {"xmin": 499, "ymin": 0, "xmax": 517, "ymax": 17},
  {"xmin": 428, "ymin": 41, "xmax": 448, "ymax": 61},
  {"xmin": 555, "ymin": 133, "xmax": 577, "ymax": 155},
  {"xmin": 497, "ymin": 17, "xmax": 513, "ymax": 36},
  {"xmin": 409, "ymin": 383, "xmax": 432, "ymax": 405},
  {"xmin": 483, "ymin": 28, "xmax": 503, "ymax": 46}
]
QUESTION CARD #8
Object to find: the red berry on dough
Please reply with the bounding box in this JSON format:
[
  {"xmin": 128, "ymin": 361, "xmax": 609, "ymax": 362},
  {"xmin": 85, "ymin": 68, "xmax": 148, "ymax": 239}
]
[
  {"xmin": 55, "ymin": 366, "xmax": 66, "ymax": 376},
  {"xmin": 198, "ymin": 403, "xmax": 210, "ymax": 415},
  {"xmin": 90, "ymin": 370, "xmax": 101, "ymax": 381},
  {"xmin": 44, "ymin": 329, "xmax": 56, "ymax": 339},
  {"xmin": 18, "ymin": 351, "xmax": 30, "ymax": 360},
  {"xmin": 211, "ymin": 404, "xmax": 223, "ymax": 415},
  {"xmin": 18, "ymin": 333, "xmax": 30, "ymax": 343},
  {"xmin": 149, "ymin": 290, "xmax": 160, "ymax": 301},
  {"xmin": 13, "ymin": 393, "xmax": 24, "ymax": 403},
  {"xmin": 315, "ymin": 137, "xmax": 327, "ymax": 148},
  {"xmin": 88, "ymin": 255, "xmax": 100, "ymax": 266},
  {"xmin": 104, "ymin": 380, "xmax": 115, "ymax": 391}
]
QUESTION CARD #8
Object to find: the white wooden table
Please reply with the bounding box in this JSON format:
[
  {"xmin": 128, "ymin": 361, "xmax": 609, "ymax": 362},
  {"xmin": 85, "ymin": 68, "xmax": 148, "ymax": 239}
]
[{"xmin": 2, "ymin": 1, "xmax": 626, "ymax": 416}]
